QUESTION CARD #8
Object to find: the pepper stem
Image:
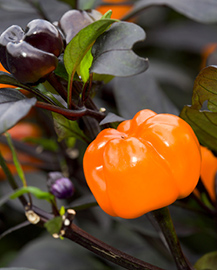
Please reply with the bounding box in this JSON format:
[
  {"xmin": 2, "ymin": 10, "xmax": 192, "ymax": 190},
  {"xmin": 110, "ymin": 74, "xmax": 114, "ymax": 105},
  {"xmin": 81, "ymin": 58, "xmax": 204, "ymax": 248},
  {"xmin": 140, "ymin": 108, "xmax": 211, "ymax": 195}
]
[{"xmin": 151, "ymin": 207, "xmax": 194, "ymax": 270}]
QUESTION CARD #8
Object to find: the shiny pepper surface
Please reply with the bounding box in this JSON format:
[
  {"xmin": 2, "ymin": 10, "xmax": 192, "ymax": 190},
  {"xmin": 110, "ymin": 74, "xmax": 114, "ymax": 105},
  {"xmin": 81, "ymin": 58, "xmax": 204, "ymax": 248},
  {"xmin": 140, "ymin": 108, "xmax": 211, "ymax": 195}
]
[
  {"xmin": 0, "ymin": 19, "xmax": 63, "ymax": 84},
  {"xmin": 83, "ymin": 109, "xmax": 201, "ymax": 219}
]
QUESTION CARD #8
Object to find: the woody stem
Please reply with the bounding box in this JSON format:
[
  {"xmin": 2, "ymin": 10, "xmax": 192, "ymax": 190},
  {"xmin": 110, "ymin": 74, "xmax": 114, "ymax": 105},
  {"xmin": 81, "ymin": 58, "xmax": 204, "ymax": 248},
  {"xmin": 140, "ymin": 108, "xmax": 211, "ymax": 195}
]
[{"xmin": 151, "ymin": 207, "xmax": 195, "ymax": 270}]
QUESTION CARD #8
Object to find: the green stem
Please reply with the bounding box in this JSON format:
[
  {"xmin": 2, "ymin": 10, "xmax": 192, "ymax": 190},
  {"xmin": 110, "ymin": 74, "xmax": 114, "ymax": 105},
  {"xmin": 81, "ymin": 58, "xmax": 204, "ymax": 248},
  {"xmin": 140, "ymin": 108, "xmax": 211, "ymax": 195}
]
[
  {"xmin": 151, "ymin": 207, "xmax": 194, "ymax": 270},
  {"xmin": 0, "ymin": 150, "xmax": 27, "ymax": 207}
]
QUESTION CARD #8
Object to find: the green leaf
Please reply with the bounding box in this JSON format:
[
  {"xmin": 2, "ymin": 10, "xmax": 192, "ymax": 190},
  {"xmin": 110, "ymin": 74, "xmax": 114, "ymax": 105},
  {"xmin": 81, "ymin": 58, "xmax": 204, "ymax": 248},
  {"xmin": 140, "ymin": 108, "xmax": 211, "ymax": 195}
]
[
  {"xmin": 180, "ymin": 66, "xmax": 217, "ymax": 152},
  {"xmin": 0, "ymin": 88, "xmax": 37, "ymax": 134},
  {"xmin": 92, "ymin": 73, "xmax": 114, "ymax": 84},
  {"xmin": 90, "ymin": 21, "xmax": 149, "ymax": 77},
  {"xmin": 180, "ymin": 106, "xmax": 217, "ymax": 152},
  {"xmin": 44, "ymin": 216, "xmax": 62, "ymax": 235},
  {"xmin": 101, "ymin": 10, "xmax": 112, "ymax": 19},
  {"xmin": 125, "ymin": 0, "xmax": 217, "ymax": 23},
  {"xmin": 64, "ymin": 18, "xmax": 117, "ymax": 79},
  {"xmin": 10, "ymin": 186, "xmax": 54, "ymax": 202},
  {"xmin": 195, "ymin": 251, "xmax": 217, "ymax": 270},
  {"xmin": 77, "ymin": 48, "xmax": 93, "ymax": 83},
  {"xmin": 191, "ymin": 66, "xmax": 217, "ymax": 111},
  {"xmin": 52, "ymin": 113, "xmax": 90, "ymax": 144}
]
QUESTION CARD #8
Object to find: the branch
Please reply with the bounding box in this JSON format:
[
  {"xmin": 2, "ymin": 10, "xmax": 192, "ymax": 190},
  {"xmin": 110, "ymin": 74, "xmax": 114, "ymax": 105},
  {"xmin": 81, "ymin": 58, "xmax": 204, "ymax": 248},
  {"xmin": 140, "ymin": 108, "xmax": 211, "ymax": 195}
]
[
  {"xmin": 64, "ymin": 223, "xmax": 165, "ymax": 270},
  {"xmin": 28, "ymin": 206, "xmax": 165, "ymax": 270},
  {"xmin": 35, "ymin": 101, "xmax": 106, "ymax": 121},
  {"xmin": 151, "ymin": 207, "xmax": 195, "ymax": 270}
]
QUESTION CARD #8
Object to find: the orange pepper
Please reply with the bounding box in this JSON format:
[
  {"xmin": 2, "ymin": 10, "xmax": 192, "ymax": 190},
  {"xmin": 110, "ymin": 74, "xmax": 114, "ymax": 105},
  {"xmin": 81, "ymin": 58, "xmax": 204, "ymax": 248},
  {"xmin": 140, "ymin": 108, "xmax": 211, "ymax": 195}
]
[
  {"xmin": 199, "ymin": 146, "xmax": 217, "ymax": 202},
  {"xmin": 0, "ymin": 122, "xmax": 42, "ymax": 180},
  {"xmin": 0, "ymin": 62, "xmax": 16, "ymax": 88},
  {"xmin": 200, "ymin": 43, "xmax": 217, "ymax": 69},
  {"xmin": 83, "ymin": 109, "xmax": 201, "ymax": 219},
  {"xmin": 96, "ymin": 0, "xmax": 133, "ymax": 19}
]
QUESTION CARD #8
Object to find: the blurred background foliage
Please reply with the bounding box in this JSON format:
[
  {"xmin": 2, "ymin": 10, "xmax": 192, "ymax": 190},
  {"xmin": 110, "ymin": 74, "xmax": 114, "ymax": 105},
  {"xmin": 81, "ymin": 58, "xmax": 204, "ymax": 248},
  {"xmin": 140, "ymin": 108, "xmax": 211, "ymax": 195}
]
[{"xmin": 0, "ymin": 0, "xmax": 217, "ymax": 269}]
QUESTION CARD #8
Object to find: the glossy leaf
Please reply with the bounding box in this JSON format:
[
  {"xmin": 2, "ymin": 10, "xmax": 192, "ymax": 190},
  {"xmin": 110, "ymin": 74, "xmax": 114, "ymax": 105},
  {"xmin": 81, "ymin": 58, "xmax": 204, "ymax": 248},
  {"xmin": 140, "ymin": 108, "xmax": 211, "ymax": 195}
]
[
  {"xmin": 195, "ymin": 251, "xmax": 217, "ymax": 270},
  {"xmin": 90, "ymin": 21, "xmax": 149, "ymax": 77},
  {"xmin": 64, "ymin": 18, "xmax": 117, "ymax": 80},
  {"xmin": 99, "ymin": 112, "xmax": 125, "ymax": 126},
  {"xmin": 52, "ymin": 113, "xmax": 90, "ymax": 144},
  {"xmin": 0, "ymin": 88, "xmax": 37, "ymax": 134},
  {"xmin": 44, "ymin": 216, "xmax": 62, "ymax": 235},
  {"xmin": 125, "ymin": 0, "xmax": 217, "ymax": 23}
]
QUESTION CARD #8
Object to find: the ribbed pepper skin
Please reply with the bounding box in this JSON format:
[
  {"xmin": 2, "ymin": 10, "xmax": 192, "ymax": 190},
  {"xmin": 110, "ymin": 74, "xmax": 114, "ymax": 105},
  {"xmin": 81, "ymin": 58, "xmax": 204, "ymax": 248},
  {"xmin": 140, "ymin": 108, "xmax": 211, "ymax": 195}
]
[{"xmin": 83, "ymin": 109, "xmax": 201, "ymax": 219}]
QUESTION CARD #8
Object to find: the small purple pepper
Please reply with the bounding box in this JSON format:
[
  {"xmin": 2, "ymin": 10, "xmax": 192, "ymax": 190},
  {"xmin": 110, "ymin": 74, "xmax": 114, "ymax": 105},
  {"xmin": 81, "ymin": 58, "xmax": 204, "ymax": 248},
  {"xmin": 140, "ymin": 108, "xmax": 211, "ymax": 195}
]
[{"xmin": 47, "ymin": 172, "xmax": 75, "ymax": 199}]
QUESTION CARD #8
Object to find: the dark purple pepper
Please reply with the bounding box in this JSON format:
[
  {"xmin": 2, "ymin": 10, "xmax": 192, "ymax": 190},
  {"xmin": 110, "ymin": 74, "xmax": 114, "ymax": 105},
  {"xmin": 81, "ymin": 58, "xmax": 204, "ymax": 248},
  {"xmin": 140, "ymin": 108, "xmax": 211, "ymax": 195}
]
[
  {"xmin": 24, "ymin": 19, "xmax": 63, "ymax": 57},
  {"xmin": 0, "ymin": 19, "xmax": 63, "ymax": 84},
  {"xmin": 0, "ymin": 25, "xmax": 24, "ymax": 70},
  {"xmin": 48, "ymin": 172, "xmax": 75, "ymax": 199},
  {"xmin": 59, "ymin": 9, "xmax": 102, "ymax": 44}
]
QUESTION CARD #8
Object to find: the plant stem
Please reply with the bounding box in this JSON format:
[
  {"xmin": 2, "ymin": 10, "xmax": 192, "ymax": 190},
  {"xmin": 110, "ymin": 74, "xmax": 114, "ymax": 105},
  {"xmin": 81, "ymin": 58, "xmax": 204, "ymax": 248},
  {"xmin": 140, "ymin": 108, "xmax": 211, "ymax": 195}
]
[
  {"xmin": 151, "ymin": 207, "xmax": 194, "ymax": 270},
  {"xmin": 0, "ymin": 149, "xmax": 27, "ymax": 207},
  {"xmin": 64, "ymin": 223, "xmax": 165, "ymax": 270},
  {"xmin": 35, "ymin": 101, "xmax": 105, "ymax": 121},
  {"xmin": 46, "ymin": 73, "xmax": 68, "ymax": 102},
  {"xmin": 27, "ymin": 205, "xmax": 165, "ymax": 270}
]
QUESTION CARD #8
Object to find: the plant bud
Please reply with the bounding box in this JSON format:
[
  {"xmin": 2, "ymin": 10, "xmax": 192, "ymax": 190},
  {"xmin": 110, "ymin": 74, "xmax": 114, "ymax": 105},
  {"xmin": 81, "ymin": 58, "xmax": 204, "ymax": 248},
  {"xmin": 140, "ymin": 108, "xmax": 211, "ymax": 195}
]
[{"xmin": 47, "ymin": 172, "xmax": 74, "ymax": 199}]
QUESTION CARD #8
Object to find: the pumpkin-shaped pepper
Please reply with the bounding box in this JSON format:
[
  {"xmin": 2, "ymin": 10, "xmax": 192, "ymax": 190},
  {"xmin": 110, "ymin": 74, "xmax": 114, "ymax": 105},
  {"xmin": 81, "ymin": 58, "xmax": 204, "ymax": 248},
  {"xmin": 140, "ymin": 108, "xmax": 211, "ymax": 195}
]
[{"xmin": 83, "ymin": 109, "xmax": 201, "ymax": 219}]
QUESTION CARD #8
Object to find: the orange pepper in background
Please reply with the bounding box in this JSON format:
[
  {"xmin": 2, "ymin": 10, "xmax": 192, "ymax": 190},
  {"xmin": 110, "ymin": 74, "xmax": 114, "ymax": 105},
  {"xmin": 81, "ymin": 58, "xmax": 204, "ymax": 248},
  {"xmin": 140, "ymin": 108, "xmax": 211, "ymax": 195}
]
[
  {"xmin": 96, "ymin": 0, "xmax": 133, "ymax": 19},
  {"xmin": 83, "ymin": 109, "xmax": 201, "ymax": 219},
  {"xmin": 0, "ymin": 62, "xmax": 16, "ymax": 88},
  {"xmin": 198, "ymin": 145, "xmax": 217, "ymax": 202},
  {"xmin": 0, "ymin": 122, "xmax": 43, "ymax": 180},
  {"xmin": 200, "ymin": 43, "xmax": 217, "ymax": 69}
]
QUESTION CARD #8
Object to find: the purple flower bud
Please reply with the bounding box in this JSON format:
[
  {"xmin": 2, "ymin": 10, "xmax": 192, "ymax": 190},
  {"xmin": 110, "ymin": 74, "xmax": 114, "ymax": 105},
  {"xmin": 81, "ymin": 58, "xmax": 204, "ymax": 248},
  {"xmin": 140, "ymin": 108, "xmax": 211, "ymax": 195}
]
[{"xmin": 47, "ymin": 172, "xmax": 75, "ymax": 199}]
